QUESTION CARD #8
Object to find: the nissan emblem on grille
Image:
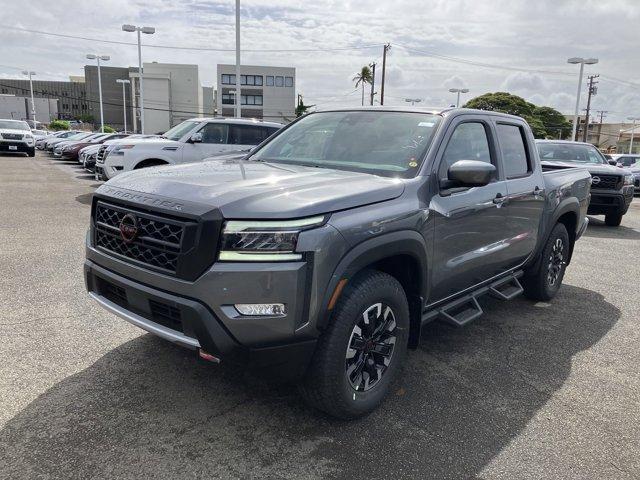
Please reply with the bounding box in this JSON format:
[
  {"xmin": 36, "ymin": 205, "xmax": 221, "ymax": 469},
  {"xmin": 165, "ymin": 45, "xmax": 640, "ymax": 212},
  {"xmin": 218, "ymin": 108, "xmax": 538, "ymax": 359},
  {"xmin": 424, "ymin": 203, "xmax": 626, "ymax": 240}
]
[
  {"xmin": 591, "ymin": 176, "xmax": 601, "ymax": 185},
  {"xmin": 119, "ymin": 213, "xmax": 139, "ymax": 243}
]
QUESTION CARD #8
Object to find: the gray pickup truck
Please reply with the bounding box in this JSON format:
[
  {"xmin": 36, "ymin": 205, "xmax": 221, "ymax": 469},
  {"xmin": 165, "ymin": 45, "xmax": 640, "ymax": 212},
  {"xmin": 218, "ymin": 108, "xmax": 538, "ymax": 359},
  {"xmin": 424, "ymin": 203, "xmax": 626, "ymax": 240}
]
[{"xmin": 85, "ymin": 108, "xmax": 591, "ymax": 419}]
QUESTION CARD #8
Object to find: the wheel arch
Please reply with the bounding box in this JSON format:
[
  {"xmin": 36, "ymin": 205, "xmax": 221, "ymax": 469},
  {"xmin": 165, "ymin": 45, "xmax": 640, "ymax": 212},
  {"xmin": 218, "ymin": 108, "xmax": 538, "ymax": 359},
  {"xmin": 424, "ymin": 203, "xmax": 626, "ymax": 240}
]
[
  {"xmin": 318, "ymin": 231, "xmax": 429, "ymax": 348},
  {"xmin": 133, "ymin": 158, "xmax": 171, "ymax": 169}
]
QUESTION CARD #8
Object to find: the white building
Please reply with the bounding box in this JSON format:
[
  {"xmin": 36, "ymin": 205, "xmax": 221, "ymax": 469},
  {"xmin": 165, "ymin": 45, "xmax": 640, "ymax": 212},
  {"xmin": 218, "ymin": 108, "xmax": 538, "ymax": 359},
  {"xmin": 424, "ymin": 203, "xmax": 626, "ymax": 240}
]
[
  {"xmin": 0, "ymin": 94, "xmax": 58, "ymax": 123},
  {"xmin": 129, "ymin": 62, "xmax": 204, "ymax": 134},
  {"xmin": 216, "ymin": 64, "xmax": 296, "ymax": 123}
]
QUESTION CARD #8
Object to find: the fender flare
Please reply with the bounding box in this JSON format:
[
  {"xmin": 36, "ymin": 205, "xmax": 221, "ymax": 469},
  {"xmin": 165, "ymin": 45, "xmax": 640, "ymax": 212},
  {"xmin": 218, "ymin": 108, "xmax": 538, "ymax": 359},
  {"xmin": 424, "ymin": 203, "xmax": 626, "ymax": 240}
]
[
  {"xmin": 316, "ymin": 230, "xmax": 429, "ymax": 330},
  {"xmin": 528, "ymin": 197, "xmax": 581, "ymax": 273}
]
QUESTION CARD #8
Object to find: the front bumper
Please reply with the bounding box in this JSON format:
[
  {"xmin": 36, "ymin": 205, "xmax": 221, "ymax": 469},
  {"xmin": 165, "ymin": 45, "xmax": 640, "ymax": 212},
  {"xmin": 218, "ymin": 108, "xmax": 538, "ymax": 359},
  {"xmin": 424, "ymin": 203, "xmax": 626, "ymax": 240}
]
[
  {"xmin": 85, "ymin": 251, "xmax": 318, "ymax": 379},
  {"xmin": 0, "ymin": 141, "xmax": 33, "ymax": 153},
  {"xmin": 588, "ymin": 188, "xmax": 634, "ymax": 215}
]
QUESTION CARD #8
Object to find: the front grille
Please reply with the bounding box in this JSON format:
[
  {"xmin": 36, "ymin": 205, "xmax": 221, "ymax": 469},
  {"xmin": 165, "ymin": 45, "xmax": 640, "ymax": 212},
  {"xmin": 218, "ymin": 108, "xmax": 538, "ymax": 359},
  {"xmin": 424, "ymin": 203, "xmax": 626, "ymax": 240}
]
[
  {"xmin": 98, "ymin": 277, "xmax": 128, "ymax": 307},
  {"xmin": 591, "ymin": 174, "xmax": 621, "ymax": 190},
  {"xmin": 94, "ymin": 202, "xmax": 186, "ymax": 275},
  {"xmin": 96, "ymin": 145, "xmax": 108, "ymax": 165},
  {"xmin": 635, "ymin": 178, "xmax": 640, "ymax": 188},
  {"xmin": 2, "ymin": 133, "xmax": 23, "ymax": 140}
]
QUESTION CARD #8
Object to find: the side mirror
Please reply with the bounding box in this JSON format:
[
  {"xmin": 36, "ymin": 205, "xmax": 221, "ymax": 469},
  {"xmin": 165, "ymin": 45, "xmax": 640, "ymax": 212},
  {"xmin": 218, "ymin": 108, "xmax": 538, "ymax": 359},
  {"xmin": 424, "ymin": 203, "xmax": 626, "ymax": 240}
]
[
  {"xmin": 608, "ymin": 159, "xmax": 618, "ymax": 166},
  {"xmin": 447, "ymin": 160, "xmax": 496, "ymax": 187},
  {"xmin": 190, "ymin": 132, "xmax": 203, "ymax": 143}
]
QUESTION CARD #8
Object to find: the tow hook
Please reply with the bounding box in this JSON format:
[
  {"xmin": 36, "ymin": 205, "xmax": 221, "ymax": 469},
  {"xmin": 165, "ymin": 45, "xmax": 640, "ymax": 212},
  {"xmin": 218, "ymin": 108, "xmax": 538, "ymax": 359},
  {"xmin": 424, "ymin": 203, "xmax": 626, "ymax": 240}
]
[{"xmin": 198, "ymin": 349, "xmax": 221, "ymax": 363}]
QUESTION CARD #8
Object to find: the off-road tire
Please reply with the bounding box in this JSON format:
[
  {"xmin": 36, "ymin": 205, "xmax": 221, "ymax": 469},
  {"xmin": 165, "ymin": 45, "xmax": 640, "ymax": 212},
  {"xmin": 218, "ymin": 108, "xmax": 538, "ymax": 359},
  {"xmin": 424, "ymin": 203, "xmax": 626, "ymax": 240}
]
[
  {"xmin": 299, "ymin": 270, "xmax": 409, "ymax": 419},
  {"xmin": 523, "ymin": 223, "xmax": 570, "ymax": 301},
  {"xmin": 605, "ymin": 213, "xmax": 623, "ymax": 227}
]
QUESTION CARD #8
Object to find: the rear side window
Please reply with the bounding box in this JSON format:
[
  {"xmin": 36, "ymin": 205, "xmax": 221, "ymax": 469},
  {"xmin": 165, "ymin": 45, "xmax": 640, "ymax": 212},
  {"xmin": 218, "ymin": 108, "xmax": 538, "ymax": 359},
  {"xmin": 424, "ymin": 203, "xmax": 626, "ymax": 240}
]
[
  {"xmin": 229, "ymin": 125, "xmax": 273, "ymax": 145},
  {"xmin": 439, "ymin": 122, "xmax": 492, "ymax": 180},
  {"xmin": 497, "ymin": 124, "xmax": 530, "ymax": 178}
]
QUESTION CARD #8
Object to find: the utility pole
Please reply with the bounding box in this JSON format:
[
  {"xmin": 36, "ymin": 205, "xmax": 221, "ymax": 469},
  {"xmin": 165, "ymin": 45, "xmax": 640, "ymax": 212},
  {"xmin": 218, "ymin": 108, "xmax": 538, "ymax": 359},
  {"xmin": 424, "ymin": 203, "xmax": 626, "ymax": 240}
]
[
  {"xmin": 235, "ymin": 0, "xmax": 242, "ymax": 119},
  {"xmin": 380, "ymin": 43, "xmax": 390, "ymax": 106},
  {"xmin": 582, "ymin": 74, "xmax": 599, "ymax": 143},
  {"xmin": 369, "ymin": 62, "xmax": 376, "ymax": 106}
]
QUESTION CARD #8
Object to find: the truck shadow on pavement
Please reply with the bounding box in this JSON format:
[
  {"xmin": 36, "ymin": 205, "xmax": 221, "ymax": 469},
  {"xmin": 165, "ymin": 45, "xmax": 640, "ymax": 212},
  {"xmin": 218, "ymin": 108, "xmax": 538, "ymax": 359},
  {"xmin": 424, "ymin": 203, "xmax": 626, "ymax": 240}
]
[
  {"xmin": 0, "ymin": 285, "xmax": 618, "ymax": 479},
  {"xmin": 583, "ymin": 216, "xmax": 640, "ymax": 240}
]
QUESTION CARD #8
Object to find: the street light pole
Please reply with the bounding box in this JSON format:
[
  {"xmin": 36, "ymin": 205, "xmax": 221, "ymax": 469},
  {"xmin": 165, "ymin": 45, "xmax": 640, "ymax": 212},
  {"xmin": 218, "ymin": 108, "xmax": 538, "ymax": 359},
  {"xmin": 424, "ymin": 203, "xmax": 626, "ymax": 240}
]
[
  {"xmin": 122, "ymin": 24, "xmax": 156, "ymax": 133},
  {"xmin": 628, "ymin": 117, "xmax": 639, "ymax": 154},
  {"xmin": 116, "ymin": 79, "xmax": 131, "ymax": 132},
  {"xmin": 235, "ymin": 0, "xmax": 242, "ymax": 118},
  {"xmin": 449, "ymin": 88, "xmax": 469, "ymax": 108},
  {"xmin": 568, "ymin": 57, "xmax": 598, "ymax": 141},
  {"xmin": 22, "ymin": 71, "xmax": 37, "ymax": 125},
  {"xmin": 86, "ymin": 54, "xmax": 110, "ymax": 133}
]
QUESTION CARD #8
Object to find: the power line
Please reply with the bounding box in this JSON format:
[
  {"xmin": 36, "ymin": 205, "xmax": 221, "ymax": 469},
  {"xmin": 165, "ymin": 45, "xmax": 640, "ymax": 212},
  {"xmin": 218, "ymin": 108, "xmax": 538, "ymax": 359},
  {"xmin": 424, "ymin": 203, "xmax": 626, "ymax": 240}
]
[
  {"xmin": 395, "ymin": 43, "xmax": 577, "ymax": 77},
  {"xmin": 2, "ymin": 26, "xmax": 382, "ymax": 53}
]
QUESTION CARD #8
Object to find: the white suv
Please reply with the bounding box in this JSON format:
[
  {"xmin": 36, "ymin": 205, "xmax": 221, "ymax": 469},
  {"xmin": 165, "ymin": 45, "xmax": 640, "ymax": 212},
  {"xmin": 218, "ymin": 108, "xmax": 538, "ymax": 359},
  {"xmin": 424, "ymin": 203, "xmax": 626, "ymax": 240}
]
[
  {"xmin": 0, "ymin": 119, "xmax": 36, "ymax": 157},
  {"xmin": 99, "ymin": 118, "xmax": 282, "ymax": 180}
]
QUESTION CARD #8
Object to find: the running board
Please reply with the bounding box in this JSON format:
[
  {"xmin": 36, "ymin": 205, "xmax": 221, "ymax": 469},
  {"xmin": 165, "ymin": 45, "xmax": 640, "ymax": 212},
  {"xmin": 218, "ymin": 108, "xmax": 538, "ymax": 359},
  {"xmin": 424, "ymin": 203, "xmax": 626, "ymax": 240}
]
[
  {"xmin": 422, "ymin": 272, "xmax": 524, "ymax": 328},
  {"xmin": 489, "ymin": 276, "xmax": 523, "ymax": 300}
]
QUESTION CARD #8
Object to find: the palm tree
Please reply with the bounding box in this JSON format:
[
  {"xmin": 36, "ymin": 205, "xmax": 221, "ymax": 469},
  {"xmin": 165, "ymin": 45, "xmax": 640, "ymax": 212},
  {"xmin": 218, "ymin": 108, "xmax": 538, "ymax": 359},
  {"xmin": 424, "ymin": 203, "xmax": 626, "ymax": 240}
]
[{"xmin": 353, "ymin": 66, "xmax": 373, "ymax": 106}]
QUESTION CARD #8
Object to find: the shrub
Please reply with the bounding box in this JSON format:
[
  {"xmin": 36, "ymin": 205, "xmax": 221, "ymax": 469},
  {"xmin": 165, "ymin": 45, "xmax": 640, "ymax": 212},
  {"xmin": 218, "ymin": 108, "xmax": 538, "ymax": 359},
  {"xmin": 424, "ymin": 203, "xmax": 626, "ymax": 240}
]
[{"xmin": 48, "ymin": 120, "xmax": 70, "ymax": 131}]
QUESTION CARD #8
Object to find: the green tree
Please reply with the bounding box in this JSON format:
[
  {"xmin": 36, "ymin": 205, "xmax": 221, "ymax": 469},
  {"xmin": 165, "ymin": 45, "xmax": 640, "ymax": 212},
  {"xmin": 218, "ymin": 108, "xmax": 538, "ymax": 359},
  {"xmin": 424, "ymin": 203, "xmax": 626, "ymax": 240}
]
[
  {"xmin": 102, "ymin": 125, "xmax": 116, "ymax": 133},
  {"xmin": 295, "ymin": 100, "xmax": 312, "ymax": 117},
  {"xmin": 533, "ymin": 106, "xmax": 572, "ymax": 139},
  {"xmin": 48, "ymin": 120, "xmax": 70, "ymax": 131},
  {"xmin": 353, "ymin": 66, "xmax": 373, "ymax": 106}
]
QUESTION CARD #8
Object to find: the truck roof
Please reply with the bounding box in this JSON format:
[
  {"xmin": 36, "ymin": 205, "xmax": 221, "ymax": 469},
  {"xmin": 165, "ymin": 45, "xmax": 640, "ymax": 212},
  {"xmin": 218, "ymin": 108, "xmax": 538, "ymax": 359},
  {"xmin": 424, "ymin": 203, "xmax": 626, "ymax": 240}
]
[
  {"xmin": 313, "ymin": 106, "xmax": 527, "ymax": 121},
  {"xmin": 535, "ymin": 139, "xmax": 596, "ymax": 146}
]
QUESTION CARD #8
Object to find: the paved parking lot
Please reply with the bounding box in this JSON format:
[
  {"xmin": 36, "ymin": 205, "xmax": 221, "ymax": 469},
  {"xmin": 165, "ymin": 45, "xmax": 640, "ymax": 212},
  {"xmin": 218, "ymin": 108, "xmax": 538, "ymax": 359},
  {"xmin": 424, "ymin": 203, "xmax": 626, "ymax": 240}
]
[{"xmin": 1, "ymin": 151, "xmax": 639, "ymax": 479}]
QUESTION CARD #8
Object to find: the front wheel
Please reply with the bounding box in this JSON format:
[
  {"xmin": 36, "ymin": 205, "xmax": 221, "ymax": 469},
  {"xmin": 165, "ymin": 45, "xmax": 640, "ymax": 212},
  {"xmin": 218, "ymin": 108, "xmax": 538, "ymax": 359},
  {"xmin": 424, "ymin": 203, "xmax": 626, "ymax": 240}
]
[
  {"xmin": 605, "ymin": 213, "xmax": 623, "ymax": 227},
  {"xmin": 28, "ymin": 148, "xmax": 35, "ymax": 157},
  {"xmin": 523, "ymin": 223, "xmax": 570, "ymax": 301},
  {"xmin": 299, "ymin": 270, "xmax": 409, "ymax": 419}
]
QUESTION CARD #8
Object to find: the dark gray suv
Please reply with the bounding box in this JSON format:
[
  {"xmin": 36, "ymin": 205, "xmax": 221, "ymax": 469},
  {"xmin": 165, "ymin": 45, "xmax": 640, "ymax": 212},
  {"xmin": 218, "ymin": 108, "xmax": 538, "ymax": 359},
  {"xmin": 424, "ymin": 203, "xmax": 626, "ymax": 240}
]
[{"xmin": 85, "ymin": 108, "xmax": 590, "ymax": 418}]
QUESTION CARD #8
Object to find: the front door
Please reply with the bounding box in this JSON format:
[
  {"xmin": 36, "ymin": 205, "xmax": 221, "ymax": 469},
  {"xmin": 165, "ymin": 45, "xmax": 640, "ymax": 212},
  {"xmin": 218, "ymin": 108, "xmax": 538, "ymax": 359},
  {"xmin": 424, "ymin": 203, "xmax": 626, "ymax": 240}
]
[
  {"xmin": 189, "ymin": 123, "xmax": 232, "ymax": 160},
  {"xmin": 430, "ymin": 117, "xmax": 512, "ymax": 302}
]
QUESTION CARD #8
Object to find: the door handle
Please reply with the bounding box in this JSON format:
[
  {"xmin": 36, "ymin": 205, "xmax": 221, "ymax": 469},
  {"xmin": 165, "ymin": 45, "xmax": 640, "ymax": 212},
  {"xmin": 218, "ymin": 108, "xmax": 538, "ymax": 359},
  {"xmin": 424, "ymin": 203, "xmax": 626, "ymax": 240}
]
[
  {"xmin": 493, "ymin": 193, "xmax": 507, "ymax": 206},
  {"xmin": 533, "ymin": 186, "xmax": 543, "ymax": 198}
]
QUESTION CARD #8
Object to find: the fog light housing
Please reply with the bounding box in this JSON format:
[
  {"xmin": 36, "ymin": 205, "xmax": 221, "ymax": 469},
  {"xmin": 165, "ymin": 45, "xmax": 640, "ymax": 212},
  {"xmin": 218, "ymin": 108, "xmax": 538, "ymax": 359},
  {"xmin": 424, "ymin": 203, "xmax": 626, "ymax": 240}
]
[{"xmin": 235, "ymin": 303, "xmax": 286, "ymax": 316}]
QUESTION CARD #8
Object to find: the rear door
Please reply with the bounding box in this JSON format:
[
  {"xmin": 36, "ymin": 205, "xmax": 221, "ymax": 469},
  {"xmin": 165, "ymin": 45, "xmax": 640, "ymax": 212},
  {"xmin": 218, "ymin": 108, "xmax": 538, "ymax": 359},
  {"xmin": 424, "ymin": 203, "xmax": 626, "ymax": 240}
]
[
  {"xmin": 430, "ymin": 115, "xmax": 512, "ymax": 301},
  {"xmin": 495, "ymin": 120, "xmax": 546, "ymax": 268},
  {"xmin": 228, "ymin": 124, "xmax": 276, "ymax": 151}
]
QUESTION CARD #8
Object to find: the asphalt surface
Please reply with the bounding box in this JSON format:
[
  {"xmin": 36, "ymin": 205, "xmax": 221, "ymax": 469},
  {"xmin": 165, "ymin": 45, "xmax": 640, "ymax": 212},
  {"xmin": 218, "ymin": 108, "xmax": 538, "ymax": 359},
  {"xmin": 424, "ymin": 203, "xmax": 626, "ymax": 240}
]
[{"xmin": 0, "ymin": 151, "xmax": 639, "ymax": 480}]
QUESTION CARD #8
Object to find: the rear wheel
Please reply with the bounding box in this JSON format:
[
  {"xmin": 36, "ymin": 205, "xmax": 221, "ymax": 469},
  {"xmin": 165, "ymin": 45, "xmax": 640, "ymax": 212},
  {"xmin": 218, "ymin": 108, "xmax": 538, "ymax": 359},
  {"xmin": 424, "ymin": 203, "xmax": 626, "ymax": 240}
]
[
  {"xmin": 604, "ymin": 212, "xmax": 622, "ymax": 227},
  {"xmin": 523, "ymin": 223, "xmax": 570, "ymax": 301},
  {"xmin": 299, "ymin": 270, "xmax": 409, "ymax": 419}
]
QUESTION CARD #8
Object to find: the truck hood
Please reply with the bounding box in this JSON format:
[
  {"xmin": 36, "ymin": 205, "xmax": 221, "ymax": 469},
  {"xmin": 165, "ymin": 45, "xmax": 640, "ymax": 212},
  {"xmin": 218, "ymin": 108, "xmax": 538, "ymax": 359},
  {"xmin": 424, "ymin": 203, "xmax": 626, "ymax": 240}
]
[
  {"xmin": 0, "ymin": 128, "xmax": 31, "ymax": 136},
  {"xmin": 124, "ymin": 138, "xmax": 181, "ymax": 147},
  {"xmin": 100, "ymin": 158, "xmax": 405, "ymax": 218},
  {"xmin": 541, "ymin": 160, "xmax": 625, "ymax": 176}
]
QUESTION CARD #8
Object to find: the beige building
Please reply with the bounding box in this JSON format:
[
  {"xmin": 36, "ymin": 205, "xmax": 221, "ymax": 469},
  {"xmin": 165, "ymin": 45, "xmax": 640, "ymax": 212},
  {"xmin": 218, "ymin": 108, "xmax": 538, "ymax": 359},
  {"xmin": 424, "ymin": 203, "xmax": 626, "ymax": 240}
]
[{"xmin": 564, "ymin": 114, "xmax": 638, "ymax": 152}]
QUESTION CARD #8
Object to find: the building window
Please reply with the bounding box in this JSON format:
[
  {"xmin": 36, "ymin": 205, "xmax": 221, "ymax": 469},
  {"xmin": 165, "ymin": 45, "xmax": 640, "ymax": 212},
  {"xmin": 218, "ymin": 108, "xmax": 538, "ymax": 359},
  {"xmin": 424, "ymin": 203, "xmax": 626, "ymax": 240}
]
[
  {"xmin": 241, "ymin": 95, "xmax": 263, "ymax": 106},
  {"xmin": 285, "ymin": 76, "xmax": 294, "ymax": 87},
  {"xmin": 221, "ymin": 93, "xmax": 235, "ymax": 105},
  {"xmin": 239, "ymin": 75, "xmax": 263, "ymax": 86},
  {"xmin": 266, "ymin": 76, "xmax": 274, "ymax": 86},
  {"xmin": 222, "ymin": 74, "xmax": 236, "ymax": 85},
  {"xmin": 275, "ymin": 76, "xmax": 284, "ymax": 87}
]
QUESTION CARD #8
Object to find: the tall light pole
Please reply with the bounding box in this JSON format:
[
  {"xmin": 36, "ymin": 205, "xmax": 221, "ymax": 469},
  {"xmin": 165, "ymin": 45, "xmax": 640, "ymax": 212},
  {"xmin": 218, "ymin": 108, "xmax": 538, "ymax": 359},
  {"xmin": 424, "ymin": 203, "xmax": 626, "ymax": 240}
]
[
  {"xmin": 116, "ymin": 79, "xmax": 131, "ymax": 132},
  {"xmin": 628, "ymin": 116, "xmax": 640, "ymax": 154},
  {"xmin": 22, "ymin": 71, "xmax": 36, "ymax": 126},
  {"xmin": 235, "ymin": 0, "xmax": 242, "ymax": 118},
  {"xmin": 86, "ymin": 54, "xmax": 110, "ymax": 133},
  {"xmin": 449, "ymin": 88, "xmax": 469, "ymax": 108},
  {"xmin": 122, "ymin": 24, "xmax": 156, "ymax": 133},
  {"xmin": 405, "ymin": 98, "xmax": 422, "ymax": 106},
  {"xmin": 568, "ymin": 57, "xmax": 598, "ymax": 141}
]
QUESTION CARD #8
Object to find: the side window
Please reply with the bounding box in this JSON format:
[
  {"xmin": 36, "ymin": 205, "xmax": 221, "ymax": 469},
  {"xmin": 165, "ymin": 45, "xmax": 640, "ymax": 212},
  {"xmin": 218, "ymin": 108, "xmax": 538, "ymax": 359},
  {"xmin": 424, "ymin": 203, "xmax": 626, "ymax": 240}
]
[
  {"xmin": 496, "ymin": 124, "xmax": 530, "ymax": 178},
  {"xmin": 439, "ymin": 122, "xmax": 492, "ymax": 180},
  {"xmin": 228, "ymin": 125, "xmax": 271, "ymax": 145},
  {"xmin": 587, "ymin": 147, "xmax": 605, "ymax": 164},
  {"xmin": 198, "ymin": 123, "xmax": 228, "ymax": 144}
]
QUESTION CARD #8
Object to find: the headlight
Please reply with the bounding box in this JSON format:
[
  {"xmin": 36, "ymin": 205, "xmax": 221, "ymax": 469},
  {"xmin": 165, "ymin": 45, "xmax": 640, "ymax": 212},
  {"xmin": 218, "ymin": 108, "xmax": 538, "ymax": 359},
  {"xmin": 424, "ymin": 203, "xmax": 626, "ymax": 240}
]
[
  {"xmin": 624, "ymin": 174, "xmax": 634, "ymax": 185},
  {"xmin": 219, "ymin": 216, "xmax": 326, "ymax": 261}
]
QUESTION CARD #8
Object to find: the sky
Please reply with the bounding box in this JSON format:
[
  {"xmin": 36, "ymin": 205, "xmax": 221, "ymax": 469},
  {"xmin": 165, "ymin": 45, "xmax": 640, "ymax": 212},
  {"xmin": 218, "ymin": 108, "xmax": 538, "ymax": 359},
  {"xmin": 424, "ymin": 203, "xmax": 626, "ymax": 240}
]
[{"xmin": 2, "ymin": 0, "xmax": 640, "ymax": 122}]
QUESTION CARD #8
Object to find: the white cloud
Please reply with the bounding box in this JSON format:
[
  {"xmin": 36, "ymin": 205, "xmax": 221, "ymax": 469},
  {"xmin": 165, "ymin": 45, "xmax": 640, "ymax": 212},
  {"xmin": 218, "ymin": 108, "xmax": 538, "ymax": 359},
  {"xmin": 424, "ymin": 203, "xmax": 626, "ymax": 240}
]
[{"xmin": 1, "ymin": 0, "xmax": 639, "ymax": 120}]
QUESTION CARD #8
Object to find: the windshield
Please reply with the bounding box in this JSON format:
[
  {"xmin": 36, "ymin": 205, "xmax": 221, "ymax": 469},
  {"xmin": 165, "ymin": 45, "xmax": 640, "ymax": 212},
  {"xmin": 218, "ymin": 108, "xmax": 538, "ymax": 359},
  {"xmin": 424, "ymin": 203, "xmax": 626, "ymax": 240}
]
[
  {"xmin": 0, "ymin": 120, "xmax": 30, "ymax": 131},
  {"xmin": 66, "ymin": 132, "xmax": 93, "ymax": 141},
  {"xmin": 537, "ymin": 143, "xmax": 607, "ymax": 165},
  {"xmin": 163, "ymin": 120, "xmax": 199, "ymax": 141},
  {"xmin": 250, "ymin": 111, "xmax": 441, "ymax": 177}
]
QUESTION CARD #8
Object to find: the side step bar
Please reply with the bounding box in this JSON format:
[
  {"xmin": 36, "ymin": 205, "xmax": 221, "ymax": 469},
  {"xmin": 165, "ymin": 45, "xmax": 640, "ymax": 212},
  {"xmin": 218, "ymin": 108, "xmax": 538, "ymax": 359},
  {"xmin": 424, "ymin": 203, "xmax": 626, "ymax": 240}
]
[{"xmin": 422, "ymin": 272, "xmax": 524, "ymax": 328}]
